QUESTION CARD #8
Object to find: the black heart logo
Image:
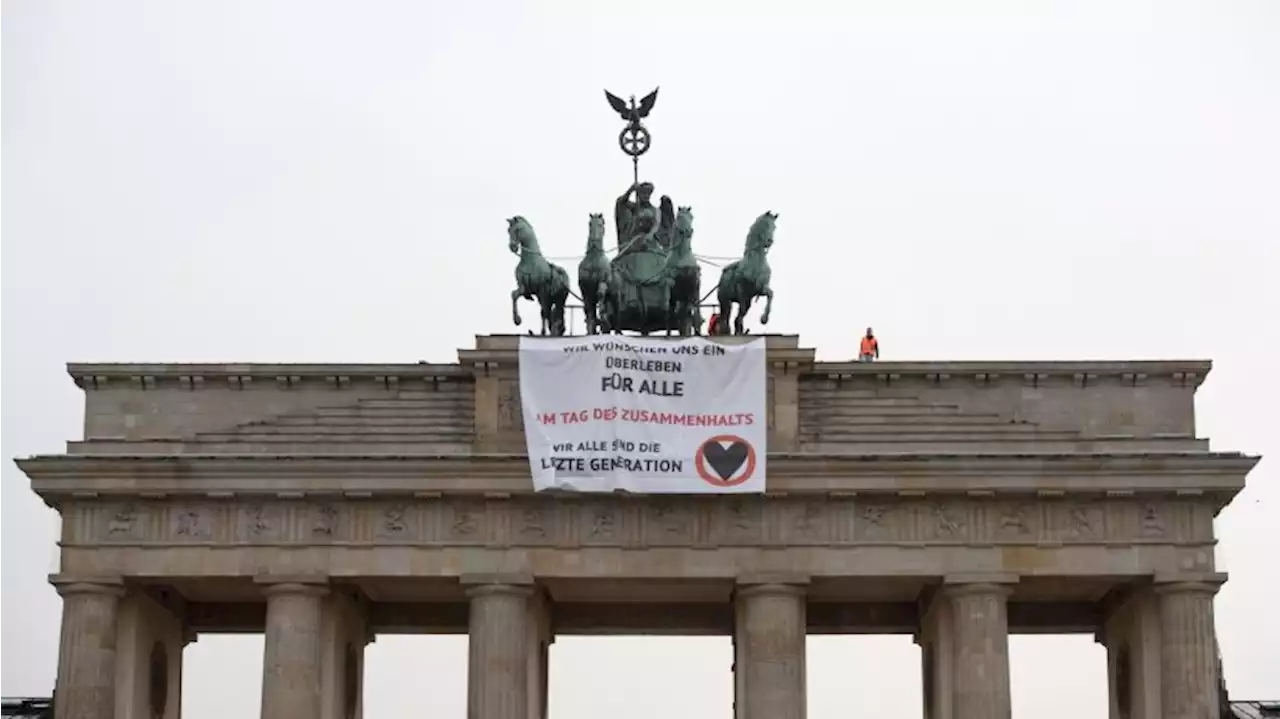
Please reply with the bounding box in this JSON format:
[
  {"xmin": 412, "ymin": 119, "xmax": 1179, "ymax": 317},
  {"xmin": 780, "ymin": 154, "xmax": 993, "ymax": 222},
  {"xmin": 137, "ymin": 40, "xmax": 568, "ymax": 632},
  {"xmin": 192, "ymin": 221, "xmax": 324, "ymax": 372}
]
[{"xmin": 701, "ymin": 440, "xmax": 749, "ymax": 481}]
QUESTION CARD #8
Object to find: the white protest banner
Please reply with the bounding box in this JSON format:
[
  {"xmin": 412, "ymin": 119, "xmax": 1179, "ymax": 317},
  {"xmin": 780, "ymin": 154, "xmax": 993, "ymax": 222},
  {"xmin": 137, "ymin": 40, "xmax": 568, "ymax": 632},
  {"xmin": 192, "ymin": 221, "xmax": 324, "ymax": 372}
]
[{"xmin": 519, "ymin": 335, "xmax": 767, "ymax": 494}]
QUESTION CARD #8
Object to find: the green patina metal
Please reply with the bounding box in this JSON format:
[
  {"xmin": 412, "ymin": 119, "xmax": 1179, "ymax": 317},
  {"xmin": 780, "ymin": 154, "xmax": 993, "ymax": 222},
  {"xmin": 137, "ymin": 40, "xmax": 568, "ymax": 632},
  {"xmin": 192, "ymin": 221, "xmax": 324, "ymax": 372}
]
[
  {"xmin": 714, "ymin": 211, "xmax": 777, "ymax": 336},
  {"xmin": 508, "ymin": 216, "xmax": 570, "ymax": 336},
  {"xmin": 508, "ymin": 89, "xmax": 777, "ymax": 336}
]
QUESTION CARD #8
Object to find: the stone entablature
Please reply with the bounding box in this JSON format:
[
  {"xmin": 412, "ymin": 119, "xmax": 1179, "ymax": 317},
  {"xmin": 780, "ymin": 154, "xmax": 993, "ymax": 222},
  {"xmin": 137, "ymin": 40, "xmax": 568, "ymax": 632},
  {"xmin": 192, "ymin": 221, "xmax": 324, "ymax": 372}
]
[
  {"xmin": 22, "ymin": 453, "xmax": 1252, "ymax": 504},
  {"xmin": 50, "ymin": 492, "xmax": 1222, "ymax": 551},
  {"xmin": 65, "ymin": 335, "xmax": 1210, "ymax": 456}
]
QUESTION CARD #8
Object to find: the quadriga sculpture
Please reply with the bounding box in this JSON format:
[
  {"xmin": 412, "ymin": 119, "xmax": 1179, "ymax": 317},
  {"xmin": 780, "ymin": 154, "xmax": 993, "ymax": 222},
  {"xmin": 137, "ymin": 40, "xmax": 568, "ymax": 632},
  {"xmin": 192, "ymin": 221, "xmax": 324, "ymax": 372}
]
[
  {"xmin": 714, "ymin": 211, "xmax": 777, "ymax": 335},
  {"xmin": 508, "ymin": 216, "xmax": 570, "ymax": 336},
  {"xmin": 664, "ymin": 206, "xmax": 701, "ymax": 337},
  {"xmin": 577, "ymin": 213, "xmax": 611, "ymax": 335}
]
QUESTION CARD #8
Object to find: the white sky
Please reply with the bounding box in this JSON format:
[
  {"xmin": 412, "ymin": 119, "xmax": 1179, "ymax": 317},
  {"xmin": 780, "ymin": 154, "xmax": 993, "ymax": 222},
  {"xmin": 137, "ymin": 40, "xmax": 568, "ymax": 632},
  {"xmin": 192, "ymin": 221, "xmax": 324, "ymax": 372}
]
[{"xmin": 3, "ymin": 1, "xmax": 1278, "ymax": 716}]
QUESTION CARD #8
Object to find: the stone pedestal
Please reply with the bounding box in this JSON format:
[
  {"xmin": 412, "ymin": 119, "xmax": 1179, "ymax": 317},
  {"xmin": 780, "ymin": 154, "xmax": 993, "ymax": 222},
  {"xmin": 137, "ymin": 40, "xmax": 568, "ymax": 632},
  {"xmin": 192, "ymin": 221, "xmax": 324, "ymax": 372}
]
[
  {"xmin": 1156, "ymin": 580, "xmax": 1222, "ymax": 719},
  {"xmin": 734, "ymin": 582, "xmax": 807, "ymax": 719},
  {"xmin": 467, "ymin": 584, "xmax": 534, "ymax": 719},
  {"xmin": 944, "ymin": 582, "xmax": 1012, "ymax": 719},
  {"xmin": 259, "ymin": 580, "xmax": 329, "ymax": 719},
  {"xmin": 52, "ymin": 578, "xmax": 125, "ymax": 719}
]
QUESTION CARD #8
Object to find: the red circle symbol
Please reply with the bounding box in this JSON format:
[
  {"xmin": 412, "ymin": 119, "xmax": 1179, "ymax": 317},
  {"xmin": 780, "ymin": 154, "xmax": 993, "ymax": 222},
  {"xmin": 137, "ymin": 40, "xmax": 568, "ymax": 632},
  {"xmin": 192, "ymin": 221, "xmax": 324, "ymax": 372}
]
[{"xmin": 694, "ymin": 435, "xmax": 757, "ymax": 487}]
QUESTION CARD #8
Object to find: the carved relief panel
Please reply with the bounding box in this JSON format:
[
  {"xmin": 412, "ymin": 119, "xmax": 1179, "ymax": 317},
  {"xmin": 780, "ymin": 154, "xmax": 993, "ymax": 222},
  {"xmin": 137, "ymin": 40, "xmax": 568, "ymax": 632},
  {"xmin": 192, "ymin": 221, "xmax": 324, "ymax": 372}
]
[{"xmin": 79, "ymin": 496, "xmax": 1217, "ymax": 549}]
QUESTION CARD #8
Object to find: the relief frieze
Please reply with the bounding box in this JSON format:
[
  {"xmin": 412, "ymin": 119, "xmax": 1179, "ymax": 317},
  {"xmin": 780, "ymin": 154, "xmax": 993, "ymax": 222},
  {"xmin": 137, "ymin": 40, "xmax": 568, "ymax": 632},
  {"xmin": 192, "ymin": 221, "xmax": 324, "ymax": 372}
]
[
  {"xmin": 991, "ymin": 502, "xmax": 1041, "ymax": 542},
  {"xmin": 920, "ymin": 501, "xmax": 968, "ymax": 543},
  {"xmin": 107, "ymin": 503, "xmax": 143, "ymax": 540},
  {"xmin": 443, "ymin": 500, "xmax": 486, "ymax": 543},
  {"xmin": 714, "ymin": 497, "xmax": 765, "ymax": 544},
  {"xmin": 579, "ymin": 502, "xmax": 624, "ymax": 545},
  {"xmin": 644, "ymin": 499, "xmax": 698, "ymax": 546},
  {"xmin": 512, "ymin": 501, "xmax": 559, "ymax": 546},
  {"xmin": 854, "ymin": 501, "xmax": 901, "ymax": 542},
  {"xmin": 1140, "ymin": 504, "xmax": 1165, "ymax": 538},
  {"xmin": 310, "ymin": 503, "xmax": 342, "ymax": 539},
  {"xmin": 785, "ymin": 500, "xmax": 830, "ymax": 544},
  {"xmin": 84, "ymin": 497, "xmax": 1214, "ymax": 548},
  {"xmin": 1053, "ymin": 502, "xmax": 1105, "ymax": 542},
  {"xmin": 171, "ymin": 506, "xmax": 212, "ymax": 540},
  {"xmin": 376, "ymin": 503, "xmax": 412, "ymax": 540},
  {"xmin": 237, "ymin": 503, "xmax": 283, "ymax": 542}
]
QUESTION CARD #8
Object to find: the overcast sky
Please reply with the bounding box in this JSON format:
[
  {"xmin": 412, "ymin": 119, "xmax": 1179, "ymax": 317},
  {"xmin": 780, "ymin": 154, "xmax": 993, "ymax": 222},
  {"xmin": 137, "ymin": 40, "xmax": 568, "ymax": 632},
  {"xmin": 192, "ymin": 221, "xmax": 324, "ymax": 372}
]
[{"xmin": 3, "ymin": 1, "xmax": 1278, "ymax": 716}]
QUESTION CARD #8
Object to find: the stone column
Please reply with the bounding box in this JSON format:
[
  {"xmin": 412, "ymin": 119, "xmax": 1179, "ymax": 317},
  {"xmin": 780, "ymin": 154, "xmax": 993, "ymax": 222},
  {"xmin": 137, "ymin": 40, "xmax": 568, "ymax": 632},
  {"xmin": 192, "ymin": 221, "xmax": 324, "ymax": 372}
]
[
  {"xmin": 1101, "ymin": 589, "xmax": 1163, "ymax": 719},
  {"xmin": 467, "ymin": 583, "xmax": 533, "ymax": 719},
  {"xmin": 525, "ymin": 590, "xmax": 552, "ymax": 719},
  {"xmin": 114, "ymin": 590, "xmax": 189, "ymax": 719},
  {"xmin": 52, "ymin": 577, "xmax": 125, "ymax": 719},
  {"xmin": 1156, "ymin": 579, "xmax": 1223, "ymax": 719},
  {"xmin": 944, "ymin": 582, "xmax": 1012, "ymax": 719},
  {"xmin": 319, "ymin": 589, "xmax": 371, "ymax": 719},
  {"xmin": 917, "ymin": 591, "xmax": 955, "ymax": 719},
  {"xmin": 735, "ymin": 581, "xmax": 807, "ymax": 719},
  {"xmin": 259, "ymin": 579, "xmax": 329, "ymax": 719}
]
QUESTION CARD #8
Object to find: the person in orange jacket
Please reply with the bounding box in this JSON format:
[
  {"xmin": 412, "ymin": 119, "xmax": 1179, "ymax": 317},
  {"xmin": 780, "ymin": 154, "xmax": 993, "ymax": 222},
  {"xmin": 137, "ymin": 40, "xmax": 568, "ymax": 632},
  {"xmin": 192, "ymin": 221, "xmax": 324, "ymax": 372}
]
[{"xmin": 859, "ymin": 327, "xmax": 879, "ymax": 362}]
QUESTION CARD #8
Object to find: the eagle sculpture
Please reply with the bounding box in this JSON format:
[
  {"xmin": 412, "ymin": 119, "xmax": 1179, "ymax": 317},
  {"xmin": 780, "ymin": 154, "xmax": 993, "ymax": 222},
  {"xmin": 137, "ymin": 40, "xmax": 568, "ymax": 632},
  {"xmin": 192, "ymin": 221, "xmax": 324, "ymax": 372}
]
[{"xmin": 605, "ymin": 87, "xmax": 659, "ymax": 125}]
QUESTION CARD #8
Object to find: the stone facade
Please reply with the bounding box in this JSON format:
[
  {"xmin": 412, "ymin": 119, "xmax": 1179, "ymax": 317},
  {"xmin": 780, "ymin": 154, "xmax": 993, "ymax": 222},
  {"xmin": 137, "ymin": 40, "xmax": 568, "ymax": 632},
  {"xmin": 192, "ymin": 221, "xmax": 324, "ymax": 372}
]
[{"xmin": 18, "ymin": 335, "xmax": 1258, "ymax": 719}]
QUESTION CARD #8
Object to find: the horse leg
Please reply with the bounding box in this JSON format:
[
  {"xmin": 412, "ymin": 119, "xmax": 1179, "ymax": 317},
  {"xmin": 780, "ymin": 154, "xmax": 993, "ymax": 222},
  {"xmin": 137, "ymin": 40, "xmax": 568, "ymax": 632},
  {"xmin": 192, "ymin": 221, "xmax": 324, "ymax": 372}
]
[
  {"xmin": 511, "ymin": 288, "xmax": 524, "ymax": 327},
  {"xmin": 554, "ymin": 293, "xmax": 568, "ymax": 336},
  {"xmin": 716, "ymin": 297, "xmax": 733, "ymax": 335},
  {"xmin": 736, "ymin": 296, "xmax": 754, "ymax": 336},
  {"xmin": 544, "ymin": 297, "xmax": 556, "ymax": 336},
  {"xmin": 760, "ymin": 287, "xmax": 774, "ymax": 325},
  {"xmin": 664, "ymin": 286, "xmax": 674, "ymax": 338}
]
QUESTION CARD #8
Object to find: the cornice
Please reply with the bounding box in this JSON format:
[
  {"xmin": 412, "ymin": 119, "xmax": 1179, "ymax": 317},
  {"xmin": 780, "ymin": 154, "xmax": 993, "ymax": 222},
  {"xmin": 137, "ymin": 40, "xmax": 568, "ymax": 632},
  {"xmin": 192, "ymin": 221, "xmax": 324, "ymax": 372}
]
[
  {"xmin": 67, "ymin": 362, "xmax": 470, "ymax": 390},
  {"xmin": 16, "ymin": 452, "xmax": 1257, "ymax": 504},
  {"xmin": 458, "ymin": 335, "xmax": 816, "ymax": 374},
  {"xmin": 64, "ymin": 357, "xmax": 1212, "ymax": 388},
  {"xmin": 811, "ymin": 359, "xmax": 1212, "ymax": 389}
]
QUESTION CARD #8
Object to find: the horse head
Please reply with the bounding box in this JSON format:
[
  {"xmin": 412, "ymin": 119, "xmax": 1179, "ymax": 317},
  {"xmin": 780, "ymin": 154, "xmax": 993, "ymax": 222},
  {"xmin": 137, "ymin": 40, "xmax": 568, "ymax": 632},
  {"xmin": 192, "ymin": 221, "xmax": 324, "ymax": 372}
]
[
  {"xmin": 507, "ymin": 216, "xmax": 534, "ymax": 255},
  {"xmin": 746, "ymin": 211, "xmax": 778, "ymax": 254},
  {"xmin": 586, "ymin": 213, "xmax": 606, "ymax": 252},
  {"xmin": 673, "ymin": 206, "xmax": 695, "ymax": 248}
]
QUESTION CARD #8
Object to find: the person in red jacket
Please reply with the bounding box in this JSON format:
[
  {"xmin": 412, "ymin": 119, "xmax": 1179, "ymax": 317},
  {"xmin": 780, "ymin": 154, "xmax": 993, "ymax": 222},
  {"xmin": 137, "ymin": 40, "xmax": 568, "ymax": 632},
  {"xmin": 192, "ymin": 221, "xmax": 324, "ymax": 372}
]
[{"xmin": 859, "ymin": 327, "xmax": 880, "ymax": 362}]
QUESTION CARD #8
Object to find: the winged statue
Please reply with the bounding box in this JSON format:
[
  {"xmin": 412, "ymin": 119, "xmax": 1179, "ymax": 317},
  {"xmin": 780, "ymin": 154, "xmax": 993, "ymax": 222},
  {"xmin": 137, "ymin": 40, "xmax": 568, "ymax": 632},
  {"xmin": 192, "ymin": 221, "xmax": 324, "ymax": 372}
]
[{"xmin": 604, "ymin": 87, "xmax": 660, "ymax": 127}]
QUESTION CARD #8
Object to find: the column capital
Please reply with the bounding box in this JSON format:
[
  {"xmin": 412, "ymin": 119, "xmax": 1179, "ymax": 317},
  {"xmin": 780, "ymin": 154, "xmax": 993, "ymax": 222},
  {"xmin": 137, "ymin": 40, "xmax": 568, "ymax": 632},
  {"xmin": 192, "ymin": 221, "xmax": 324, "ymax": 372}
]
[
  {"xmin": 466, "ymin": 583, "xmax": 535, "ymax": 599},
  {"xmin": 736, "ymin": 572, "xmax": 810, "ymax": 588},
  {"xmin": 1153, "ymin": 572, "xmax": 1226, "ymax": 596},
  {"xmin": 941, "ymin": 574, "xmax": 1017, "ymax": 599},
  {"xmin": 254, "ymin": 575, "xmax": 330, "ymax": 598},
  {"xmin": 49, "ymin": 574, "xmax": 125, "ymax": 598},
  {"xmin": 736, "ymin": 583, "xmax": 808, "ymax": 599},
  {"xmin": 461, "ymin": 572, "xmax": 535, "ymax": 586}
]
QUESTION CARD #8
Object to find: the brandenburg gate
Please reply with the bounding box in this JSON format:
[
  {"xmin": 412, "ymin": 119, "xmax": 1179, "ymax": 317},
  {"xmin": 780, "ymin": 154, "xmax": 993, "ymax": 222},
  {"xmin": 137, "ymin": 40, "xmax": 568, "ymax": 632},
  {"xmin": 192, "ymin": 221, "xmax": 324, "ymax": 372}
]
[{"xmin": 17, "ymin": 334, "xmax": 1258, "ymax": 719}]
